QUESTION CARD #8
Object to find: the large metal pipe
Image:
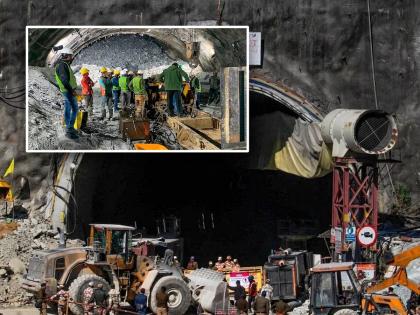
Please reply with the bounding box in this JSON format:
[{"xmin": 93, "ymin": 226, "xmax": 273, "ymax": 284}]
[{"xmin": 320, "ymin": 109, "xmax": 398, "ymax": 157}]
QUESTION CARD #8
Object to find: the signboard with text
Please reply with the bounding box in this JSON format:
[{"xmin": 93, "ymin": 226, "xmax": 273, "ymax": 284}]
[
  {"xmin": 229, "ymin": 272, "xmax": 250, "ymax": 288},
  {"xmin": 249, "ymin": 32, "xmax": 262, "ymax": 66}
]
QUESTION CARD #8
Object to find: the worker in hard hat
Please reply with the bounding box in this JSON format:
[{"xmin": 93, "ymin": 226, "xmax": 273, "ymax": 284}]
[
  {"xmin": 225, "ymin": 255, "xmax": 234, "ymax": 270},
  {"xmin": 111, "ymin": 69, "xmax": 121, "ymax": 113},
  {"xmin": 173, "ymin": 256, "xmax": 181, "ymax": 268},
  {"xmin": 261, "ymin": 279, "xmax": 273, "ymax": 303},
  {"xmin": 119, "ymin": 69, "xmax": 131, "ymax": 110},
  {"xmin": 129, "ymin": 70, "xmax": 148, "ymax": 119},
  {"xmin": 54, "ymin": 47, "xmax": 79, "ymax": 139},
  {"xmin": 98, "ymin": 67, "xmax": 113, "ymax": 120},
  {"xmin": 83, "ymin": 281, "xmax": 95, "ymax": 315},
  {"xmin": 215, "ymin": 256, "xmax": 225, "ymax": 271},
  {"xmin": 208, "ymin": 261, "xmax": 214, "ymax": 270},
  {"xmin": 232, "ymin": 258, "xmax": 241, "ymax": 272},
  {"xmin": 190, "ymin": 74, "xmax": 202, "ymax": 110},
  {"xmin": 186, "ymin": 256, "xmax": 198, "ymax": 270},
  {"xmin": 127, "ymin": 71, "xmax": 135, "ymax": 105},
  {"xmin": 159, "ymin": 62, "xmax": 189, "ymax": 117},
  {"xmin": 80, "ymin": 67, "xmax": 94, "ymax": 118}
]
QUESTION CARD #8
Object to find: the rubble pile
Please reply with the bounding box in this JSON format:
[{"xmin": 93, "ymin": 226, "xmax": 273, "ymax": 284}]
[
  {"xmin": 27, "ymin": 67, "xmax": 132, "ymax": 150},
  {"xmin": 27, "ymin": 67, "xmax": 63, "ymax": 150},
  {"xmin": 0, "ymin": 204, "xmax": 84, "ymax": 307}
]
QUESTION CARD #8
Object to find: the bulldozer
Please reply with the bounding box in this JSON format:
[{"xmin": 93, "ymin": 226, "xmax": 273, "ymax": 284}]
[
  {"xmin": 309, "ymin": 243, "xmax": 419, "ymax": 314},
  {"xmin": 22, "ymin": 224, "xmax": 192, "ymax": 315}
]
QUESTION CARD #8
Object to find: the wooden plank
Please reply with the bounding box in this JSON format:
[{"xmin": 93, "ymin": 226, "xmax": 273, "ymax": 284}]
[
  {"xmin": 178, "ymin": 117, "xmax": 214, "ymax": 130},
  {"xmin": 166, "ymin": 117, "xmax": 220, "ymax": 150}
]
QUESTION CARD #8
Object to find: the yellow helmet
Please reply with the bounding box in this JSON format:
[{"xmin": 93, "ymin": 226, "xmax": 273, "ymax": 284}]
[
  {"xmin": 113, "ymin": 69, "xmax": 120, "ymax": 76},
  {"xmin": 80, "ymin": 67, "xmax": 89, "ymax": 75},
  {"xmin": 100, "ymin": 66, "xmax": 107, "ymax": 73}
]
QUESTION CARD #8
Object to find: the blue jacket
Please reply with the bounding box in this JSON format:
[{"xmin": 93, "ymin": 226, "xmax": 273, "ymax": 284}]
[
  {"xmin": 112, "ymin": 76, "xmax": 121, "ymax": 91},
  {"xmin": 135, "ymin": 293, "xmax": 147, "ymax": 310}
]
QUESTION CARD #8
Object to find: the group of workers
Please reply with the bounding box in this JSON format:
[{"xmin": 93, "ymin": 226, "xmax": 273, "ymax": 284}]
[
  {"xmin": 40, "ymin": 281, "xmax": 171, "ymax": 315},
  {"xmin": 54, "ymin": 47, "xmax": 220, "ymax": 140},
  {"xmin": 181, "ymin": 255, "xmax": 241, "ymax": 272},
  {"xmin": 229, "ymin": 276, "xmax": 290, "ymax": 315}
]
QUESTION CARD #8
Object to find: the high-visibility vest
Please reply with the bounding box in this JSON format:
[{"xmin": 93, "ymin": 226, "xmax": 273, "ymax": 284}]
[
  {"xmin": 99, "ymin": 77, "xmax": 106, "ymax": 96},
  {"xmin": 132, "ymin": 76, "xmax": 145, "ymax": 95},
  {"xmin": 55, "ymin": 62, "xmax": 77, "ymax": 93},
  {"xmin": 119, "ymin": 76, "xmax": 129, "ymax": 92}
]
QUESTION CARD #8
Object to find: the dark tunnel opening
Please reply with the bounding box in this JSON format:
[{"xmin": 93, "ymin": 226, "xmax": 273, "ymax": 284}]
[{"xmin": 70, "ymin": 92, "xmax": 333, "ymax": 267}]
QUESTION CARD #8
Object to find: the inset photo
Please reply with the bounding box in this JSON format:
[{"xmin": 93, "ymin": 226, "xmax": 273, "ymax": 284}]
[{"xmin": 26, "ymin": 26, "xmax": 248, "ymax": 152}]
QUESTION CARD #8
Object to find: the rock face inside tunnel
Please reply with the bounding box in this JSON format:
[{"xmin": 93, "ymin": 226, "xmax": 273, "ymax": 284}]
[
  {"xmin": 1, "ymin": 0, "xmax": 420, "ymax": 213},
  {"xmin": 72, "ymin": 34, "xmax": 175, "ymax": 70}
]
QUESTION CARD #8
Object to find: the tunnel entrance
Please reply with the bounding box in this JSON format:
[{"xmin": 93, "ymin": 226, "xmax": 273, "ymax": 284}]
[{"xmin": 69, "ymin": 89, "xmax": 332, "ymax": 266}]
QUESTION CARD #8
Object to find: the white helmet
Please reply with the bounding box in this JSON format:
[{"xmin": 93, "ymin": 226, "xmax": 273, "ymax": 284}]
[
  {"xmin": 60, "ymin": 47, "xmax": 74, "ymax": 56},
  {"xmin": 121, "ymin": 69, "xmax": 127, "ymax": 75},
  {"xmin": 174, "ymin": 256, "xmax": 178, "ymax": 260},
  {"xmin": 88, "ymin": 282, "xmax": 94, "ymax": 287}
]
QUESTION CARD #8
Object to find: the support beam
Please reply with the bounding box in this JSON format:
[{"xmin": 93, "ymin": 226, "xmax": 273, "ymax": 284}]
[
  {"xmin": 220, "ymin": 67, "xmax": 247, "ymax": 149},
  {"xmin": 44, "ymin": 154, "xmax": 84, "ymax": 233}
]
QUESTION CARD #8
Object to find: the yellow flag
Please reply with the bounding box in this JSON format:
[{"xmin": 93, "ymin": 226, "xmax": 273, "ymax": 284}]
[
  {"xmin": 6, "ymin": 189, "xmax": 13, "ymax": 201},
  {"xmin": 4, "ymin": 159, "xmax": 14, "ymax": 177}
]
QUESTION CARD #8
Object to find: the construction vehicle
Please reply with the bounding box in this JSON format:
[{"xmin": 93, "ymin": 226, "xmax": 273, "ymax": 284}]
[
  {"xmin": 264, "ymin": 250, "xmax": 313, "ymax": 302},
  {"xmin": 309, "ymin": 242, "xmax": 419, "ymax": 315},
  {"xmin": 22, "ymin": 224, "xmax": 192, "ymax": 315}
]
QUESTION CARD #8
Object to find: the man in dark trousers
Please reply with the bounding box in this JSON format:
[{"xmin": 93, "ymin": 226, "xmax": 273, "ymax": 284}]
[
  {"xmin": 156, "ymin": 286, "xmax": 169, "ymax": 315},
  {"xmin": 93, "ymin": 283, "xmax": 108, "ymax": 315},
  {"xmin": 54, "ymin": 47, "xmax": 79, "ymax": 139},
  {"xmin": 135, "ymin": 288, "xmax": 148, "ymax": 315},
  {"xmin": 253, "ymin": 291, "xmax": 270, "ymax": 315},
  {"xmin": 228, "ymin": 280, "xmax": 246, "ymax": 304},
  {"xmin": 247, "ymin": 275, "xmax": 258, "ymax": 312},
  {"xmin": 159, "ymin": 63, "xmax": 189, "ymax": 117}
]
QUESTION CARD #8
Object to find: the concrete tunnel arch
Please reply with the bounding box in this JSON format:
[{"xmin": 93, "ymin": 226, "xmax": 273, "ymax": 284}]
[
  {"xmin": 249, "ymin": 76, "xmax": 324, "ymax": 123},
  {"xmin": 28, "ymin": 28, "xmax": 247, "ymax": 71}
]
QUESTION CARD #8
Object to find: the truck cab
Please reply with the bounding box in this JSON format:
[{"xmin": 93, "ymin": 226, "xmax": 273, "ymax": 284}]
[{"xmin": 309, "ymin": 262, "xmax": 361, "ymax": 315}]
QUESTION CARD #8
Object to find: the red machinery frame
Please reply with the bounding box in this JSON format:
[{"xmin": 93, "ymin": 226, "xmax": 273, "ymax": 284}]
[{"xmin": 332, "ymin": 157, "xmax": 378, "ymax": 253}]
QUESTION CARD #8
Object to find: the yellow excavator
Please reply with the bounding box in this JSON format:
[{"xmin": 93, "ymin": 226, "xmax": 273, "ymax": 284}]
[{"xmin": 309, "ymin": 242, "xmax": 419, "ymax": 315}]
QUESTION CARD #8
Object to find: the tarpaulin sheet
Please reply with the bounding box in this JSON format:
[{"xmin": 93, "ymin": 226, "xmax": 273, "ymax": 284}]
[{"xmin": 274, "ymin": 119, "xmax": 333, "ymax": 178}]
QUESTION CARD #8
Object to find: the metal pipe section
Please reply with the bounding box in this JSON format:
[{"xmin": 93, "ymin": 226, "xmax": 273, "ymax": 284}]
[{"xmin": 320, "ymin": 109, "xmax": 398, "ymax": 157}]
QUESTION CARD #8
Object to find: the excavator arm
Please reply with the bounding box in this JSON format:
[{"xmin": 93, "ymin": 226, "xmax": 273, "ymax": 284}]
[{"xmin": 366, "ymin": 244, "xmax": 420, "ymax": 294}]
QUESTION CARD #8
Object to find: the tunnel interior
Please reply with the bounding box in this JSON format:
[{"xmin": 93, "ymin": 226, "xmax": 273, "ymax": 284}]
[{"xmin": 69, "ymin": 91, "xmax": 333, "ymax": 266}]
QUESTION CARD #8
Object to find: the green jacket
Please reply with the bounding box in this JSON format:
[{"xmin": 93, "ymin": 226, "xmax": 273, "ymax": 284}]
[
  {"xmin": 191, "ymin": 77, "xmax": 201, "ymax": 92},
  {"xmin": 55, "ymin": 61, "xmax": 77, "ymax": 93},
  {"xmin": 129, "ymin": 76, "xmax": 146, "ymax": 95},
  {"xmin": 119, "ymin": 76, "xmax": 130, "ymax": 92},
  {"xmin": 159, "ymin": 64, "xmax": 189, "ymax": 91}
]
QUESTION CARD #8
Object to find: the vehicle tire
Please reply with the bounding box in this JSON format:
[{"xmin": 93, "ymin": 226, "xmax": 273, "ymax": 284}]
[
  {"xmin": 68, "ymin": 274, "xmax": 111, "ymax": 315},
  {"xmin": 150, "ymin": 275, "xmax": 191, "ymax": 315},
  {"xmin": 334, "ymin": 309, "xmax": 358, "ymax": 315}
]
